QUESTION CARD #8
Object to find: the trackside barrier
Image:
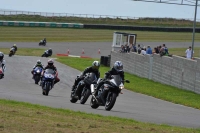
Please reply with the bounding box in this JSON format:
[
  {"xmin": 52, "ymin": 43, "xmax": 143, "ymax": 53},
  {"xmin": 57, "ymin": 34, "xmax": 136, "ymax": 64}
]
[
  {"xmin": 110, "ymin": 51, "xmax": 200, "ymax": 94},
  {"xmin": 0, "ymin": 21, "xmax": 83, "ymax": 28}
]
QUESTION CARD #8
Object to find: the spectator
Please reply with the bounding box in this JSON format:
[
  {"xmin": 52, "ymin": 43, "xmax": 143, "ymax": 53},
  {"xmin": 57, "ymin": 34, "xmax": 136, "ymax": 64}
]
[
  {"xmin": 185, "ymin": 46, "xmax": 194, "ymax": 59},
  {"xmin": 137, "ymin": 44, "xmax": 142, "ymax": 54},
  {"xmin": 141, "ymin": 46, "xmax": 146, "ymax": 55},
  {"xmin": 119, "ymin": 45, "xmax": 125, "ymax": 53},
  {"xmin": 124, "ymin": 44, "xmax": 128, "ymax": 53},
  {"xmin": 163, "ymin": 44, "xmax": 169, "ymax": 55},
  {"xmin": 146, "ymin": 45, "xmax": 152, "ymax": 54},
  {"xmin": 128, "ymin": 43, "xmax": 133, "ymax": 53},
  {"xmin": 153, "ymin": 47, "xmax": 159, "ymax": 54},
  {"xmin": 155, "ymin": 46, "xmax": 159, "ymax": 54},
  {"xmin": 158, "ymin": 45, "xmax": 162, "ymax": 53},
  {"xmin": 133, "ymin": 44, "xmax": 137, "ymax": 52}
]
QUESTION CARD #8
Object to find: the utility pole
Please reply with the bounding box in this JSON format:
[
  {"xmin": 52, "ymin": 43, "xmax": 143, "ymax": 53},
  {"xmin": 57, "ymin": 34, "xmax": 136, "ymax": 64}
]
[{"xmin": 191, "ymin": 0, "xmax": 198, "ymax": 59}]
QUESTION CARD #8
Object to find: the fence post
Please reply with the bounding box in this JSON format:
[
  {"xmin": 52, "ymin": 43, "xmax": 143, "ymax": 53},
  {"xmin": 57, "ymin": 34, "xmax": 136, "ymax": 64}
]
[{"xmin": 148, "ymin": 56, "xmax": 153, "ymax": 80}]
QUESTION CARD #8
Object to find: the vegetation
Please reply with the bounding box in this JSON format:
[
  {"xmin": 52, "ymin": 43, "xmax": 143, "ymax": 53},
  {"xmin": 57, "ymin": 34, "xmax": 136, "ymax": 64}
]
[
  {"xmin": 0, "ymin": 14, "xmax": 199, "ymax": 27},
  {"xmin": 1, "ymin": 99, "xmax": 199, "ymax": 133},
  {"xmin": 1, "ymin": 26, "xmax": 200, "ymax": 42}
]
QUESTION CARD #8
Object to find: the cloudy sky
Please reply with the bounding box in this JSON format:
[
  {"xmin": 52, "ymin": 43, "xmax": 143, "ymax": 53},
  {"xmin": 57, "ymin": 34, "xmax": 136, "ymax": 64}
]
[{"xmin": 1, "ymin": 0, "xmax": 200, "ymax": 20}]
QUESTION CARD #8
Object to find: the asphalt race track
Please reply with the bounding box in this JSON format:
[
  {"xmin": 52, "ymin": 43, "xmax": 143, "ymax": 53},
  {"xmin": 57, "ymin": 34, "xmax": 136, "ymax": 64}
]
[
  {"xmin": 1, "ymin": 55, "xmax": 200, "ymax": 128},
  {"xmin": 0, "ymin": 41, "xmax": 198, "ymax": 58}
]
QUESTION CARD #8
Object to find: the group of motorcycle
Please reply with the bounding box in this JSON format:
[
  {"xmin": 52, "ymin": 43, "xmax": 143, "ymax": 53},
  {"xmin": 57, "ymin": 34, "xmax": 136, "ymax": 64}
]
[
  {"xmin": 32, "ymin": 66, "xmax": 56, "ymax": 96},
  {"xmin": 70, "ymin": 72, "xmax": 130, "ymax": 111}
]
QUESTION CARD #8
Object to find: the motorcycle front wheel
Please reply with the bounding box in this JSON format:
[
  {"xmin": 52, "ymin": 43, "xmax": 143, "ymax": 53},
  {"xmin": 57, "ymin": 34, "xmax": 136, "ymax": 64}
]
[
  {"xmin": 80, "ymin": 88, "xmax": 90, "ymax": 104},
  {"xmin": 34, "ymin": 75, "xmax": 40, "ymax": 84},
  {"xmin": 70, "ymin": 92, "xmax": 78, "ymax": 103},
  {"xmin": 90, "ymin": 96, "xmax": 99, "ymax": 109},
  {"xmin": 105, "ymin": 92, "xmax": 117, "ymax": 111}
]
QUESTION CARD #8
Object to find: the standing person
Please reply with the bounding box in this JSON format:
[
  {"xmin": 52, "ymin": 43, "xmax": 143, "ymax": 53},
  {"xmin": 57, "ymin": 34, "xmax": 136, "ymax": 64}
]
[
  {"xmin": 185, "ymin": 46, "xmax": 194, "ymax": 59},
  {"xmin": 0, "ymin": 52, "xmax": 6, "ymax": 78},
  {"xmin": 137, "ymin": 44, "xmax": 142, "ymax": 54},
  {"xmin": 146, "ymin": 45, "xmax": 152, "ymax": 54},
  {"xmin": 141, "ymin": 46, "xmax": 146, "ymax": 55}
]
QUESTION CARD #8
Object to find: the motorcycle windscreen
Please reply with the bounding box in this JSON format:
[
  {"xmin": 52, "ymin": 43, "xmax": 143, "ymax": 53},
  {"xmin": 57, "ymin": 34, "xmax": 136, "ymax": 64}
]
[
  {"xmin": 35, "ymin": 67, "xmax": 42, "ymax": 71},
  {"xmin": 84, "ymin": 72, "xmax": 97, "ymax": 84},
  {"xmin": 111, "ymin": 75, "xmax": 122, "ymax": 86},
  {"xmin": 45, "ymin": 69, "xmax": 55, "ymax": 75}
]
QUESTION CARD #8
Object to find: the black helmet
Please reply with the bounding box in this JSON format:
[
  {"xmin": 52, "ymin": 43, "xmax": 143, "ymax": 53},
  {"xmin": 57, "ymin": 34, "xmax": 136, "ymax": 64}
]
[
  {"xmin": 48, "ymin": 59, "xmax": 54, "ymax": 66},
  {"xmin": 0, "ymin": 52, "xmax": 4, "ymax": 62}
]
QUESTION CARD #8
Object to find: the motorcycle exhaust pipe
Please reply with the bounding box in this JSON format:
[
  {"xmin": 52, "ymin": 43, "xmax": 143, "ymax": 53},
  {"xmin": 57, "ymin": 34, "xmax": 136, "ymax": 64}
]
[
  {"xmin": 91, "ymin": 84, "xmax": 94, "ymax": 94},
  {"xmin": 91, "ymin": 84, "xmax": 98, "ymax": 102}
]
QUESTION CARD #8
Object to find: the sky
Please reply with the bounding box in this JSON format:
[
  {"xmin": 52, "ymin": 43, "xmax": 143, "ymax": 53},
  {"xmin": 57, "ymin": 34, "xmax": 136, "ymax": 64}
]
[{"xmin": 1, "ymin": 0, "xmax": 200, "ymax": 20}]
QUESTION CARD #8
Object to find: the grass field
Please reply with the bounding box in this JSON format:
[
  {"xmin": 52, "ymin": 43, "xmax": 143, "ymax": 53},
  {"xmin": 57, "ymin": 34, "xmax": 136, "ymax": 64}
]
[
  {"xmin": 0, "ymin": 15, "xmax": 199, "ymax": 27},
  {"xmin": 1, "ymin": 99, "xmax": 199, "ymax": 133},
  {"xmin": 1, "ymin": 26, "xmax": 200, "ymax": 42}
]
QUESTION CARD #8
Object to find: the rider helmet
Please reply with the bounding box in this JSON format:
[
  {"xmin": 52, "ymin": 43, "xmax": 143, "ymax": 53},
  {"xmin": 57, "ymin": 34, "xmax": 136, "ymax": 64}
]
[
  {"xmin": 14, "ymin": 44, "xmax": 16, "ymax": 46},
  {"xmin": 47, "ymin": 59, "xmax": 54, "ymax": 66},
  {"xmin": 37, "ymin": 60, "xmax": 42, "ymax": 65},
  {"xmin": 92, "ymin": 61, "xmax": 100, "ymax": 70},
  {"xmin": 0, "ymin": 52, "xmax": 4, "ymax": 62},
  {"xmin": 113, "ymin": 61, "xmax": 123, "ymax": 72}
]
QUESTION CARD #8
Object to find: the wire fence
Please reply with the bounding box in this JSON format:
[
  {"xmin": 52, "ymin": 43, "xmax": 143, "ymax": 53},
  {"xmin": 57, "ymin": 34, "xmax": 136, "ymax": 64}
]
[{"xmin": 0, "ymin": 9, "xmax": 199, "ymax": 26}]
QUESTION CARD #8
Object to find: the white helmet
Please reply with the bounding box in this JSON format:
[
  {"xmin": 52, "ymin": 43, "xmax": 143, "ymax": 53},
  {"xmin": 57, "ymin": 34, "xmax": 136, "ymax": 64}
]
[
  {"xmin": 113, "ymin": 61, "xmax": 123, "ymax": 72},
  {"xmin": 92, "ymin": 61, "xmax": 100, "ymax": 70}
]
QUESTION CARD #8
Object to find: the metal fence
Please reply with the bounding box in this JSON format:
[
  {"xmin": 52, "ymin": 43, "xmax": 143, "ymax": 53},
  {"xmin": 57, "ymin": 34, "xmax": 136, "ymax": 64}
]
[{"xmin": 0, "ymin": 9, "xmax": 198, "ymax": 23}]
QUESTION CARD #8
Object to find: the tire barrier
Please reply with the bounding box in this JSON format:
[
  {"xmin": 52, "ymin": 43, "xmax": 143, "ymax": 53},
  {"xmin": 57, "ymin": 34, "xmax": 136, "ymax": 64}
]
[
  {"xmin": 0, "ymin": 20, "xmax": 198, "ymax": 32},
  {"xmin": 84, "ymin": 24, "xmax": 200, "ymax": 33},
  {"xmin": 0, "ymin": 21, "xmax": 83, "ymax": 28},
  {"xmin": 100, "ymin": 55, "xmax": 111, "ymax": 67}
]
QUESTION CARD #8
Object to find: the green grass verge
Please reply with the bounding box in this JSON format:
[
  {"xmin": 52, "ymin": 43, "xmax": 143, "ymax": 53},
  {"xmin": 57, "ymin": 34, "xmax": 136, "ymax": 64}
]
[
  {"xmin": 0, "ymin": 48, "xmax": 45, "ymax": 56},
  {"xmin": 0, "ymin": 15, "xmax": 199, "ymax": 27},
  {"xmin": 57, "ymin": 56, "xmax": 200, "ymax": 110},
  {"xmin": 169, "ymin": 47, "xmax": 200, "ymax": 57},
  {"xmin": 1, "ymin": 26, "xmax": 200, "ymax": 42},
  {"xmin": 0, "ymin": 99, "xmax": 199, "ymax": 133}
]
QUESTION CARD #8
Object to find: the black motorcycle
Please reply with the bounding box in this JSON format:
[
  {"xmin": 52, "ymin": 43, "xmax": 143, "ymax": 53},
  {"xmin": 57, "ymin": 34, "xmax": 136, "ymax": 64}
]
[
  {"xmin": 90, "ymin": 75, "xmax": 130, "ymax": 111},
  {"xmin": 41, "ymin": 50, "xmax": 52, "ymax": 57},
  {"xmin": 39, "ymin": 40, "xmax": 46, "ymax": 46},
  {"xmin": 9, "ymin": 48, "xmax": 15, "ymax": 57},
  {"xmin": 70, "ymin": 72, "xmax": 98, "ymax": 104}
]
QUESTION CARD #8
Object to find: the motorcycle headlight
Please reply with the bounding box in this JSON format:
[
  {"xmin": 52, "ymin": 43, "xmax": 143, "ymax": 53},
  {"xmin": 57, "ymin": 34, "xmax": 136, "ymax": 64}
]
[
  {"xmin": 36, "ymin": 70, "xmax": 40, "ymax": 73},
  {"xmin": 119, "ymin": 85, "xmax": 124, "ymax": 90}
]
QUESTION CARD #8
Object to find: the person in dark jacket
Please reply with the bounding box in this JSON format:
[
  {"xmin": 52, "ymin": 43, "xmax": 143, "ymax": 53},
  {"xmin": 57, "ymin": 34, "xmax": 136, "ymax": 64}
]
[
  {"xmin": 71, "ymin": 61, "xmax": 100, "ymax": 91},
  {"xmin": 11, "ymin": 44, "xmax": 18, "ymax": 54},
  {"xmin": 31, "ymin": 60, "xmax": 44, "ymax": 79},
  {"xmin": 0, "ymin": 52, "xmax": 6, "ymax": 78},
  {"xmin": 105, "ymin": 61, "xmax": 124, "ymax": 82},
  {"xmin": 97, "ymin": 61, "xmax": 124, "ymax": 105},
  {"xmin": 43, "ymin": 38, "xmax": 47, "ymax": 44},
  {"xmin": 40, "ymin": 59, "xmax": 60, "ymax": 86}
]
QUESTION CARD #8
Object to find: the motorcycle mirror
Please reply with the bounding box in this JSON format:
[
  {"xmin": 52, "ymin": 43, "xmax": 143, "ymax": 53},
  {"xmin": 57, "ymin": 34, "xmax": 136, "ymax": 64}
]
[{"xmin": 125, "ymin": 80, "xmax": 130, "ymax": 83}]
